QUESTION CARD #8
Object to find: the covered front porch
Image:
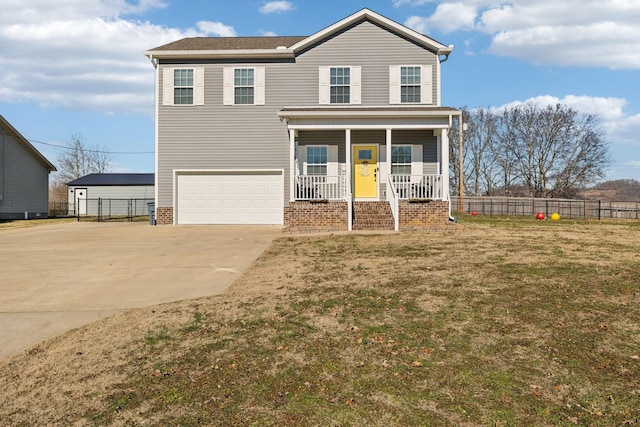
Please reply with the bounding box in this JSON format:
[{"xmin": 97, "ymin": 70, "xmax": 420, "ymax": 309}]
[{"xmin": 278, "ymin": 106, "xmax": 460, "ymax": 232}]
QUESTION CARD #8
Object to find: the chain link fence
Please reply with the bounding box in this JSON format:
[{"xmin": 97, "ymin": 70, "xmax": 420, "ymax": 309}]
[{"xmin": 452, "ymin": 196, "xmax": 640, "ymax": 220}]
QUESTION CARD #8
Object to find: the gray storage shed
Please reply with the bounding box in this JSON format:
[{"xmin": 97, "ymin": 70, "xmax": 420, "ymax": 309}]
[{"xmin": 67, "ymin": 173, "xmax": 154, "ymax": 216}]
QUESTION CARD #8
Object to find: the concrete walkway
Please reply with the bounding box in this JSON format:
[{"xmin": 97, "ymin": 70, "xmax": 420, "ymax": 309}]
[{"xmin": 0, "ymin": 222, "xmax": 280, "ymax": 359}]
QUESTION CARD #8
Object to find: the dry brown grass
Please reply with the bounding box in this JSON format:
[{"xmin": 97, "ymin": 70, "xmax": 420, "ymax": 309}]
[{"xmin": 1, "ymin": 217, "xmax": 639, "ymax": 426}]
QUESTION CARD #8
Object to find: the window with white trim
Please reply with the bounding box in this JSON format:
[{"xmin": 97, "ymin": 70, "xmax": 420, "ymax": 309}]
[
  {"xmin": 306, "ymin": 146, "xmax": 327, "ymax": 175},
  {"xmin": 234, "ymin": 68, "xmax": 254, "ymax": 104},
  {"xmin": 391, "ymin": 145, "xmax": 412, "ymax": 175},
  {"xmin": 330, "ymin": 67, "xmax": 350, "ymax": 104},
  {"xmin": 223, "ymin": 67, "xmax": 265, "ymax": 106},
  {"xmin": 162, "ymin": 67, "xmax": 204, "ymax": 106},
  {"xmin": 319, "ymin": 66, "xmax": 361, "ymax": 105},
  {"xmin": 174, "ymin": 69, "xmax": 193, "ymax": 104},
  {"xmin": 389, "ymin": 65, "xmax": 432, "ymax": 105},
  {"xmin": 401, "ymin": 66, "xmax": 421, "ymax": 103}
]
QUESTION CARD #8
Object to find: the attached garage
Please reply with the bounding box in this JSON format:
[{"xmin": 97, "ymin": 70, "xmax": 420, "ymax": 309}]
[{"xmin": 175, "ymin": 170, "xmax": 284, "ymax": 225}]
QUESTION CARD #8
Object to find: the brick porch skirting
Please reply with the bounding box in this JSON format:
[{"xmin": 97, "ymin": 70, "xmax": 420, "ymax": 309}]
[
  {"xmin": 155, "ymin": 207, "xmax": 173, "ymax": 225},
  {"xmin": 398, "ymin": 199, "xmax": 451, "ymax": 231},
  {"xmin": 284, "ymin": 201, "xmax": 348, "ymax": 233}
]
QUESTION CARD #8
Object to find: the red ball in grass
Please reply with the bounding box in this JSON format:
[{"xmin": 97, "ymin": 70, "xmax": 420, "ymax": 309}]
[
  {"xmin": 471, "ymin": 211, "xmax": 477, "ymax": 216},
  {"xmin": 536, "ymin": 212, "xmax": 545, "ymax": 220}
]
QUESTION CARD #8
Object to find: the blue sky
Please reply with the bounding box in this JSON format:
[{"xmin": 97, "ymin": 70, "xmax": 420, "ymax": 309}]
[{"xmin": 1, "ymin": 0, "xmax": 639, "ymax": 182}]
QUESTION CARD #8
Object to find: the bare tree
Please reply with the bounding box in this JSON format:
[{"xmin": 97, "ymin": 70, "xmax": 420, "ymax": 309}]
[
  {"xmin": 502, "ymin": 103, "xmax": 609, "ymax": 197},
  {"xmin": 451, "ymin": 103, "xmax": 610, "ymax": 198},
  {"xmin": 55, "ymin": 134, "xmax": 111, "ymax": 184}
]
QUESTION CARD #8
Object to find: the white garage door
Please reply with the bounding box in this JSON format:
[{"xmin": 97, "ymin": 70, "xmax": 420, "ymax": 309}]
[{"xmin": 176, "ymin": 171, "xmax": 284, "ymax": 225}]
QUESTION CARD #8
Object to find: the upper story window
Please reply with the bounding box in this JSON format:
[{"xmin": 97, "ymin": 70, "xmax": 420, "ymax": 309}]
[
  {"xmin": 223, "ymin": 67, "xmax": 265, "ymax": 106},
  {"xmin": 234, "ymin": 68, "xmax": 254, "ymax": 104},
  {"xmin": 391, "ymin": 145, "xmax": 412, "ymax": 175},
  {"xmin": 400, "ymin": 66, "xmax": 421, "ymax": 103},
  {"xmin": 389, "ymin": 65, "xmax": 433, "ymax": 105},
  {"xmin": 330, "ymin": 67, "xmax": 350, "ymax": 104},
  {"xmin": 319, "ymin": 66, "xmax": 361, "ymax": 105},
  {"xmin": 173, "ymin": 69, "xmax": 193, "ymax": 104},
  {"xmin": 162, "ymin": 67, "xmax": 204, "ymax": 106},
  {"xmin": 306, "ymin": 146, "xmax": 327, "ymax": 175}
]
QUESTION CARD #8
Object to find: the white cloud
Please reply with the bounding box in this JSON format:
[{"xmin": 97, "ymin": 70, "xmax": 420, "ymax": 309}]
[
  {"xmin": 403, "ymin": 0, "xmax": 640, "ymax": 69},
  {"xmin": 393, "ymin": 0, "xmax": 433, "ymax": 7},
  {"xmin": 259, "ymin": 1, "xmax": 295, "ymax": 15},
  {"xmin": 0, "ymin": 1, "xmax": 234, "ymax": 116},
  {"xmin": 258, "ymin": 30, "xmax": 278, "ymax": 37},
  {"xmin": 406, "ymin": 3, "xmax": 477, "ymax": 34},
  {"xmin": 493, "ymin": 95, "xmax": 627, "ymax": 122},
  {"xmin": 196, "ymin": 21, "xmax": 237, "ymax": 37},
  {"xmin": 0, "ymin": 0, "xmax": 167, "ymax": 23}
]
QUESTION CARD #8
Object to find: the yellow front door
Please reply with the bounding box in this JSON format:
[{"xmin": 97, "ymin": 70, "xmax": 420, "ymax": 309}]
[{"xmin": 353, "ymin": 145, "xmax": 378, "ymax": 199}]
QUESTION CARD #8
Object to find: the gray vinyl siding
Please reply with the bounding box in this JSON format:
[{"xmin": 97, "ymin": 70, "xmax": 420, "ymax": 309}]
[
  {"xmin": 68, "ymin": 185, "xmax": 154, "ymax": 203},
  {"xmin": 0, "ymin": 128, "xmax": 49, "ymax": 218},
  {"xmin": 156, "ymin": 19, "xmax": 441, "ymax": 207},
  {"xmin": 296, "ymin": 20, "xmax": 439, "ymax": 105}
]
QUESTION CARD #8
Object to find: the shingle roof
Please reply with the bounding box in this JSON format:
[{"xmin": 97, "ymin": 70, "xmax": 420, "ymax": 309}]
[
  {"xmin": 67, "ymin": 173, "xmax": 154, "ymax": 186},
  {"xmin": 145, "ymin": 9, "xmax": 452, "ymax": 61},
  {"xmin": 147, "ymin": 36, "xmax": 306, "ymax": 52}
]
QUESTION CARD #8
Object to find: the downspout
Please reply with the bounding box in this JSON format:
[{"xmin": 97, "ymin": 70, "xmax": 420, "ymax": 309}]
[
  {"xmin": 0, "ymin": 129, "xmax": 4, "ymax": 206},
  {"xmin": 148, "ymin": 54, "xmax": 158, "ymax": 69}
]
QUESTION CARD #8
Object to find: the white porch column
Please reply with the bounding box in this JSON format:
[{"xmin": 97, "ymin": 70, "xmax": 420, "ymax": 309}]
[
  {"xmin": 386, "ymin": 128, "xmax": 392, "ymax": 193},
  {"xmin": 289, "ymin": 129, "xmax": 296, "ymax": 202},
  {"xmin": 441, "ymin": 128, "xmax": 451, "ymax": 215},
  {"xmin": 345, "ymin": 128, "xmax": 352, "ymax": 231}
]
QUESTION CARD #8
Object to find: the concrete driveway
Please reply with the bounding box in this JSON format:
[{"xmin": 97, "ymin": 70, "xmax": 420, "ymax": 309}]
[{"xmin": 0, "ymin": 222, "xmax": 280, "ymax": 359}]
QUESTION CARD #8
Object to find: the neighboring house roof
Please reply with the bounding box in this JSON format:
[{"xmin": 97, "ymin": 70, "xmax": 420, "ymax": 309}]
[
  {"xmin": 145, "ymin": 8, "xmax": 453, "ymax": 60},
  {"xmin": 0, "ymin": 114, "xmax": 57, "ymax": 172},
  {"xmin": 67, "ymin": 173, "xmax": 154, "ymax": 186}
]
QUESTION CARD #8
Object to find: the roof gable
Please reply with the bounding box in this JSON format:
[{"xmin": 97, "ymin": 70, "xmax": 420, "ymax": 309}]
[
  {"xmin": 67, "ymin": 173, "xmax": 154, "ymax": 186},
  {"xmin": 290, "ymin": 8, "xmax": 452, "ymax": 56},
  {"xmin": 145, "ymin": 8, "xmax": 453, "ymax": 61},
  {"xmin": 0, "ymin": 115, "xmax": 56, "ymax": 172}
]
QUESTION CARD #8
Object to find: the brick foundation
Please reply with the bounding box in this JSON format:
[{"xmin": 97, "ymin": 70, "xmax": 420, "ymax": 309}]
[
  {"xmin": 398, "ymin": 199, "xmax": 453, "ymax": 231},
  {"xmin": 284, "ymin": 201, "xmax": 348, "ymax": 233},
  {"xmin": 155, "ymin": 207, "xmax": 173, "ymax": 225}
]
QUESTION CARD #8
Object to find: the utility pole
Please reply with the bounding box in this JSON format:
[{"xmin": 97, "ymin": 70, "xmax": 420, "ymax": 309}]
[{"xmin": 458, "ymin": 114, "xmax": 464, "ymax": 212}]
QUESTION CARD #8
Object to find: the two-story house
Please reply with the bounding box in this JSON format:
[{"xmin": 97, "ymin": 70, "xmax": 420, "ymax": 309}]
[{"xmin": 145, "ymin": 8, "xmax": 460, "ymax": 231}]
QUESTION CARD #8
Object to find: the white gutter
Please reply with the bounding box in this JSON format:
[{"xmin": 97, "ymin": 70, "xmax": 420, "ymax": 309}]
[{"xmin": 144, "ymin": 48, "xmax": 295, "ymax": 60}]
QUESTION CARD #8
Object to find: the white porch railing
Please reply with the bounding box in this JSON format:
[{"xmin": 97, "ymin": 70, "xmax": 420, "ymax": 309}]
[
  {"xmin": 390, "ymin": 174, "xmax": 443, "ymax": 200},
  {"xmin": 295, "ymin": 175, "xmax": 347, "ymax": 200}
]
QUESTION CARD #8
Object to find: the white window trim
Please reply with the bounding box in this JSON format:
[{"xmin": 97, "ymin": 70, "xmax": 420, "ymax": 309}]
[
  {"xmin": 319, "ymin": 66, "xmax": 361, "ymax": 105},
  {"xmin": 390, "ymin": 144, "xmax": 423, "ymax": 184},
  {"xmin": 299, "ymin": 144, "xmax": 339, "ymax": 177},
  {"xmin": 162, "ymin": 67, "xmax": 204, "ymax": 106},
  {"xmin": 223, "ymin": 67, "xmax": 265, "ymax": 106},
  {"xmin": 391, "ymin": 144, "xmax": 412, "ymax": 175},
  {"xmin": 389, "ymin": 65, "xmax": 433, "ymax": 105}
]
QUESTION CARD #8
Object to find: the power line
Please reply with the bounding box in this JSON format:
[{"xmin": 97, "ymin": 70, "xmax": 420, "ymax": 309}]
[{"xmin": 28, "ymin": 138, "xmax": 154, "ymax": 155}]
